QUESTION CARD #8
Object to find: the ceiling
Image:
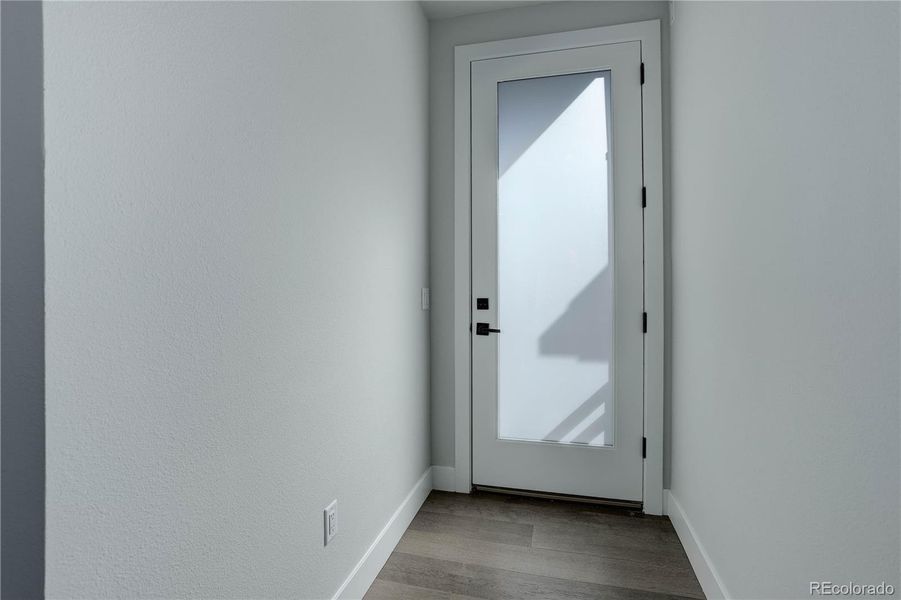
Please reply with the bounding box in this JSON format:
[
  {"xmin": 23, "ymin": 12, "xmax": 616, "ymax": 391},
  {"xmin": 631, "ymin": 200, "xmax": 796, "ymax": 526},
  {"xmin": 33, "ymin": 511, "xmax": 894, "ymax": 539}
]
[{"xmin": 419, "ymin": 1, "xmax": 554, "ymax": 20}]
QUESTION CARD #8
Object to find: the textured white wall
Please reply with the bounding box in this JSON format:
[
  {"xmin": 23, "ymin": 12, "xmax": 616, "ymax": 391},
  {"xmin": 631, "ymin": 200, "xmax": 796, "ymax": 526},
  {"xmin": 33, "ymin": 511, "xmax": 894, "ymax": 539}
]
[
  {"xmin": 43, "ymin": 2, "xmax": 428, "ymax": 598},
  {"xmin": 428, "ymin": 0, "xmax": 672, "ymax": 474},
  {"xmin": 669, "ymin": 2, "xmax": 900, "ymax": 598}
]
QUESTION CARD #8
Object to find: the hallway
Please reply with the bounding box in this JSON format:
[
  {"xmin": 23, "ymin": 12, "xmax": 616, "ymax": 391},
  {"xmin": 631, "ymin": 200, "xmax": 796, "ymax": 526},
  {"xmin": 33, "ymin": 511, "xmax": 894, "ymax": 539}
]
[
  {"xmin": 2, "ymin": 1, "xmax": 898, "ymax": 598},
  {"xmin": 365, "ymin": 491, "xmax": 703, "ymax": 600}
]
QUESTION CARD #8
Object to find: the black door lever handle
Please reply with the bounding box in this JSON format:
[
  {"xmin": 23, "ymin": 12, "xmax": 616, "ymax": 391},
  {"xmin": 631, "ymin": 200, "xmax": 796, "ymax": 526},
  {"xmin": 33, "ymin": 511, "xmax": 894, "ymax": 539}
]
[{"xmin": 475, "ymin": 322, "xmax": 501, "ymax": 336}]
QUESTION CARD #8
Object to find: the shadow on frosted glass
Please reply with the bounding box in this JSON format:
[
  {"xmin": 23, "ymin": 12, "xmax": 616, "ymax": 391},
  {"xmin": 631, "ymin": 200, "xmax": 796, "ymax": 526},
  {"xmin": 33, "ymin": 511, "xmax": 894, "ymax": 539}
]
[
  {"xmin": 539, "ymin": 270, "xmax": 612, "ymax": 362},
  {"xmin": 498, "ymin": 72, "xmax": 603, "ymax": 177},
  {"xmin": 497, "ymin": 70, "xmax": 613, "ymax": 448}
]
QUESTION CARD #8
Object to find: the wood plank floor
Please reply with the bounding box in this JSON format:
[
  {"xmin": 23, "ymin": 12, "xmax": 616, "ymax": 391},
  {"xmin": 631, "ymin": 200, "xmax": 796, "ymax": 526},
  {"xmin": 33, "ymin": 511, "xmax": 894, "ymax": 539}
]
[{"xmin": 364, "ymin": 491, "xmax": 704, "ymax": 600}]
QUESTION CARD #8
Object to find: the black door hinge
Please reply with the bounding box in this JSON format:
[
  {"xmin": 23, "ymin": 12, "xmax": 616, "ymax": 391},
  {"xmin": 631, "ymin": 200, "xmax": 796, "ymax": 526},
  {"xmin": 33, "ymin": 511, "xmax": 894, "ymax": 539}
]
[
  {"xmin": 641, "ymin": 186, "xmax": 647, "ymax": 208},
  {"xmin": 642, "ymin": 437, "xmax": 647, "ymax": 458},
  {"xmin": 640, "ymin": 62, "xmax": 645, "ymax": 85},
  {"xmin": 642, "ymin": 312, "xmax": 648, "ymax": 333}
]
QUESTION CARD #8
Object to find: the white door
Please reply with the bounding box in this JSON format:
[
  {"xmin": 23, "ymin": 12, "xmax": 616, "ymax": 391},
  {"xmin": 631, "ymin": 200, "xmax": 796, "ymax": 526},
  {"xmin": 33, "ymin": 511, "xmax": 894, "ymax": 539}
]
[{"xmin": 471, "ymin": 42, "xmax": 645, "ymax": 502}]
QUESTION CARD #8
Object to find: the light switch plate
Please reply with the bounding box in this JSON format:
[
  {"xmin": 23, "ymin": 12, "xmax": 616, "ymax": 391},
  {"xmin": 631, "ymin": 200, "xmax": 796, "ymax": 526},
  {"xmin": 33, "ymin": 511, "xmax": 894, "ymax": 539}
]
[{"xmin": 324, "ymin": 499, "xmax": 337, "ymax": 545}]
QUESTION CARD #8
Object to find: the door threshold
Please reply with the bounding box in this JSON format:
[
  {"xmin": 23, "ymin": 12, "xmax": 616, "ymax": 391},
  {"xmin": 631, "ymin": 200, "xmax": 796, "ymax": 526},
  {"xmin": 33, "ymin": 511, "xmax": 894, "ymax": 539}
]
[{"xmin": 473, "ymin": 485, "xmax": 643, "ymax": 510}]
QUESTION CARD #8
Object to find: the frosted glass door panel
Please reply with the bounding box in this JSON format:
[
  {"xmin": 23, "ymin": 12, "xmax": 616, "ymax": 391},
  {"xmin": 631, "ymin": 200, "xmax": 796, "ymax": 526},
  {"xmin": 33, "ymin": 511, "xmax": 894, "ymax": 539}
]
[{"xmin": 497, "ymin": 71, "xmax": 613, "ymax": 448}]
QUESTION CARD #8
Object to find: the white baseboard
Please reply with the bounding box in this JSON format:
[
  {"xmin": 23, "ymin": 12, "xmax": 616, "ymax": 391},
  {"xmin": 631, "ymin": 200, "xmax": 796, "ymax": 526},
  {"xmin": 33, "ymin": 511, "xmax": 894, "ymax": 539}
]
[
  {"xmin": 664, "ymin": 489, "xmax": 730, "ymax": 600},
  {"xmin": 332, "ymin": 467, "xmax": 433, "ymax": 600},
  {"xmin": 431, "ymin": 466, "xmax": 456, "ymax": 492}
]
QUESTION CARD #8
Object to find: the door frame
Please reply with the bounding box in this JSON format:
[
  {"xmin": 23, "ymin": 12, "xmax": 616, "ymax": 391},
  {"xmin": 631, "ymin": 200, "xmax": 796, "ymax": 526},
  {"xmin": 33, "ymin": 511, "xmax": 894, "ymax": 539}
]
[{"xmin": 452, "ymin": 20, "xmax": 665, "ymax": 514}]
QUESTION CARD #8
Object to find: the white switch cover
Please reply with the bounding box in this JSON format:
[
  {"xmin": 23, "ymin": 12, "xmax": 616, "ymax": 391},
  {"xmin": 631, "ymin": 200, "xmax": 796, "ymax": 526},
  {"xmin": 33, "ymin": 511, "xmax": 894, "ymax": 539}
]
[
  {"xmin": 421, "ymin": 287, "xmax": 430, "ymax": 310},
  {"xmin": 324, "ymin": 500, "xmax": 337, "ymax": 545}
]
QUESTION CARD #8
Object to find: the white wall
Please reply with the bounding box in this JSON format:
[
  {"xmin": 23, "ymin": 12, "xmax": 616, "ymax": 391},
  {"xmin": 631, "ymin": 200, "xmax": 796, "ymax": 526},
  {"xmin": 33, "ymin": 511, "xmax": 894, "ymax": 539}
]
[
  {"xmin": 428, "ymin": 0, "xmax": 673, "ymax": 476},
  {"xmin": 669, "ymin": 2, "xmax": 900, "ymax": 598},
  {"xmin": 43, "ymin": 2, "xmax": 428, "ymax": 598}
]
